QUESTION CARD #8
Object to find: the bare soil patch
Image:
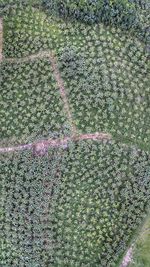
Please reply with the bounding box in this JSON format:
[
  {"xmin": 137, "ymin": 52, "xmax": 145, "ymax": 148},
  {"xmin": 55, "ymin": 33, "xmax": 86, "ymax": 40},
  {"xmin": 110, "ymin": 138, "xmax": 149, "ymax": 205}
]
[{"xmin": 120, "ymin": 246, "xmax": 133, "ymax": 267}]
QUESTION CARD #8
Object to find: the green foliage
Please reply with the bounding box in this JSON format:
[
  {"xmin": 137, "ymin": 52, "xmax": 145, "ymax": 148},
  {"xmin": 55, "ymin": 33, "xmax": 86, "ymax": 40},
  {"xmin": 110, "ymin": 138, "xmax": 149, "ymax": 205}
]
[
  {"xmin": 57, "ymin": 24, "xmax": 150, "ymax": 151},
  {"xmin": 0, "ymin": 141, "xmax": 150, "ymax": 266},
  {"xmin": 43, "ymin": 0, "xmax": 139, "ymax": 30},
  {"xmin": 3, "ymin": 6, "xmax": 149, "ymax": 149},
  {"xmin": 58, "ymin": 46, "xmax": 86, "ymax": 77},
  {"xmin": 3, "ymin": 5, "xmax": 149, "ymax": 148},
  {"xmin": 3, "ymin": 6, "xmax": 61, "ymax": 58},
  {"xmin": 0, "ymin": 0, "xmax": 42, "ymax": 6},
  {"xmin": 53, "ymin": 140, "xmax": 150, "ymax": 266},
  {"xmin": 0, "ymin": 3, "xmax": 149, "ymax": 267},
  {"xmin": 0, "ymin": 59, "xmax": 67, "ymax": 145},
  {"xmin": 0, "ymin": 149, "xmax": 66, "ymax": 267}
]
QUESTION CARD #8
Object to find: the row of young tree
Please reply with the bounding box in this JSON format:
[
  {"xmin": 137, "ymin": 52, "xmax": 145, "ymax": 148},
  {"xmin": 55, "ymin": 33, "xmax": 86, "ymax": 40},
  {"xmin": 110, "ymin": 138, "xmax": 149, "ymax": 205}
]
[
  {"xmin": 1, "ymin": 141, "xmax": 149, "ymax": 266},
  {"xmin": 1, "ymin": 59, "xmax": 66, "ymax": 144}
]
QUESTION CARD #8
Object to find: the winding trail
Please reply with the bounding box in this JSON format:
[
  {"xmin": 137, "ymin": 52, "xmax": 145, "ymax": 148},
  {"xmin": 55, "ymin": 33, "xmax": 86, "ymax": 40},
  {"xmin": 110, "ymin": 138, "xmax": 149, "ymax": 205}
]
[{"xmin": 0, "ymin": 143, "xmax": 33, "ymax": 153}]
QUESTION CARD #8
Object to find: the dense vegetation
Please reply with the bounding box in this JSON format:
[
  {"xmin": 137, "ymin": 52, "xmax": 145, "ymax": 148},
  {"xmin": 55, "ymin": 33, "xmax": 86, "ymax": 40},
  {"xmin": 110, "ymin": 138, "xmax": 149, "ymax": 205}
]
[
  {"xmin": 57, "ymin": 32, "xmax": 149, "ymax": 151},
  {"xmin": 0, "ymin": 1, "xmax": 149, "ymax": 267},
  {"xmin": 1, "ymin": 59, "xmax": 67, "ymax": 145},
  {"xmin": 1, "ymin": 5, "xmax": 149, "ymax": 150},
  {"xmin": 50, "ymin": 0, "xmax": 138, "ymax": 29},
  {"xmin": 1, "ymin": 141, "xmax": 150, "ymax": 266}
]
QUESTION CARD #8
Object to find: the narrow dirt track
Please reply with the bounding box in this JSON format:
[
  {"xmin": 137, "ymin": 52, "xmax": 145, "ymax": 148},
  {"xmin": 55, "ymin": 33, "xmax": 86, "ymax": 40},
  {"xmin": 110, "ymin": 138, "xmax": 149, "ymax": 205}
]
[
  {"xmin": 3, "ymin": 50, "xmax": 51, "ymax": 63},
  {"xmin": 120, "ymin": 247, "xmax": 133, "ymax": 267},
  {"xmin": 0, "ymin": 133, "xmax": 112, "ymax": 154},
  {"xmin": 0, "ymin": 48, "xmax": 112, "ymax": 155},
  {"xmin": 0, "ymin": 143, "xmax": 33, "ymax": 153},
  {"xmin": 49, "ymin": 52, "xmax": 78, "ymax": 136}
]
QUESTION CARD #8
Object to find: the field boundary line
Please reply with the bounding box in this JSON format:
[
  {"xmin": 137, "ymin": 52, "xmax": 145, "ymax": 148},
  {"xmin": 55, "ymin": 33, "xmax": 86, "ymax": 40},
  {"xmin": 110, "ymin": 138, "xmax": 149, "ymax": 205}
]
[
  {"xmin": 2, "ymin": 50, "xmax": 51, "ymax": 63},
  {"xmin": 0, "ymin": 132, "xmax": 112, "ymax": 154},
  {"xmin": 49, "ymin": 52, "xmax": 78, "ymax": 136},
  {"xmin": 120, "ymin": 246, "xmax": 133, "ymax": 267},
  {"xmin": 2, "ymin": 50, "xmax": 78, "ymax": 135},
  {"xmin": 2, "ymin": 50, "xmax": 78, "ymax": 136},
  {"xmin": 0, "ymin": 50, "xmax": 112, "ymax": 153}
]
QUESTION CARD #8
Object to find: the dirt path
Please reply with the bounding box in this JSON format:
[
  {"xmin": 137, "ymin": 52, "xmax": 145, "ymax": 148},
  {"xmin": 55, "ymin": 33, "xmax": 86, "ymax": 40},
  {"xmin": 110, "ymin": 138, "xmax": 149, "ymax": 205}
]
[
  {"xmin": 4, "ymin": 50, "xmax": 51, "ymax": 63},
  {"xmin": 49, "ymin": 52, "xmax": 78, "ymax": 136},
  {"xmin": 120, "ymin": 246, "xmax": 133, "ymax": 267},
  {"xmin": 3, "ymin": 50, "xmax": 78, "ymax": 135},
  {"xmin": 76, "ymin": 132, "xmax": 111, "ymax": 141},
  {"xmin": 0, "ymin": 143, "xmax": 33, "ymax": 153},
  {"xmin": 0, "ymin": 132, "xmax": 112, "ymax": 154},
  {"xmin": 0, "ymin": 18, "xmax": 3, "ymax": 62},
  {"xmin": 0, "ymin": 50, "xmax": 111, "ymax": 153}
]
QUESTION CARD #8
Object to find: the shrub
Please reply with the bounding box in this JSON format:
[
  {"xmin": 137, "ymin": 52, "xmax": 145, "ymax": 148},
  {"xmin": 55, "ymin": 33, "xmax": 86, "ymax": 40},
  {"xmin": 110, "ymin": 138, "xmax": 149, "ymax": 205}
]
[{"xmin": 43, "ymin": 0, "xmax": 139, "ymax": 29}]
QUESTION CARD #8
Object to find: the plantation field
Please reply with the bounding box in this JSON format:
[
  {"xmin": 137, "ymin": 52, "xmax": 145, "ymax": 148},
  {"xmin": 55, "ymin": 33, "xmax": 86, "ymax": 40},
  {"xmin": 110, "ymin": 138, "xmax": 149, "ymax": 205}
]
[
  {"xmin": 1, "ymin": 59, "xmax": 68, "ymax": 145},
  {"xmin": 1, "ymin": 5, "xmax": 150, "ymax": 150},
  {"xmin": 0, "ymin": 2, "xmax": 150, "ymax": 267},
  {"xmin": 1, "ymin": 140, "xmax": 150, "ymax": 266}
]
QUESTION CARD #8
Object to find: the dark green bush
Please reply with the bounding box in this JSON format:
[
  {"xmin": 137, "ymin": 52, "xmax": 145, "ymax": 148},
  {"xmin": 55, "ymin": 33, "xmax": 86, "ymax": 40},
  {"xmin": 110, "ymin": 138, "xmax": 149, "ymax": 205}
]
[
  {"xmin": 43, "ymin": 0, "xmax": 139, "ymax": 29},
  {"xmin": 58, "ymin": 46, "xmax": 86, "ymax": 77}
]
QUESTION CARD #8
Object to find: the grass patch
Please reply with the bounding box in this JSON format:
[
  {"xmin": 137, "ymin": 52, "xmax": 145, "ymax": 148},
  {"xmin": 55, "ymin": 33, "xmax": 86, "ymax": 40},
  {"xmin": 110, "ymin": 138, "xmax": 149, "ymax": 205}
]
[{"xmin": 129, "ymin": 215, "xmax": 150, "ymax": 267}]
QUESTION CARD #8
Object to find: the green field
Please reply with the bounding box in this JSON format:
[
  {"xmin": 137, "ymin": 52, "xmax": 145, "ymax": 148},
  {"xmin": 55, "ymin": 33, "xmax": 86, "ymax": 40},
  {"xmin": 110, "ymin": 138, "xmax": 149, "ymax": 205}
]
[
  {"xmin": 1, "ymin": 59, "xmax": 67, "ymax": 145},
  {"xmin": 0, "ymin": 1, "xmax": 149, "ymax": 267},
  {"xmin": 1, "ymin": 141, "xmax": 150, "ymax": 266},
  {"xmin": 1, "ymin": 5, "xmax": 150, "ymax": 150}
]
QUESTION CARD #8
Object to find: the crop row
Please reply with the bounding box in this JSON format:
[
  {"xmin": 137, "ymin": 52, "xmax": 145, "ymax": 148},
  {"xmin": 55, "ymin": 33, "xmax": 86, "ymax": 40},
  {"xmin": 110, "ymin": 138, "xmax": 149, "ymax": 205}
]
[
  {"xmin": 1, "ymin": 140, "xmax": 150, "ymax": 266},
  {"xmin": 2, "ymin": 6, "xmax": 149, "ymax": 151},
  {"xmin": 1, "ymin": 59, "xmax": 67, "ymax": 145}
]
